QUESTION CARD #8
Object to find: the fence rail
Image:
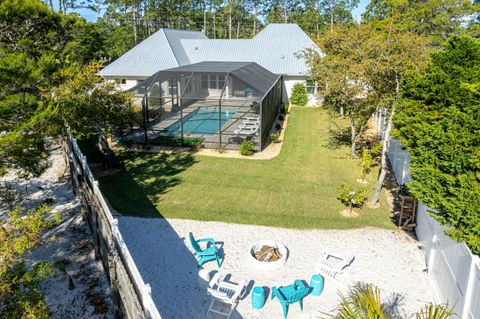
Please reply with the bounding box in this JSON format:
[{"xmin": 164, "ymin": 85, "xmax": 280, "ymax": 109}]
[
  {"xmin": 372, "ymin": 110, "xmax": 480, "ymax": 319},
  {"xmin": 64, "ymin": 133, "xmax": 162, "ymax": 319}
]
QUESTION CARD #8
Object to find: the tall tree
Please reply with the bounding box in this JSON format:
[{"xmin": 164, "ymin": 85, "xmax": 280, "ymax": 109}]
[
  {"xmin": 394, "ymin": 36, "xmax": 480, "ymax": 254},
  {"xmin": 318, "ymin": 0, "xmax": 359, "ymax": 32},
  {"xmin": 309, "ymin": 24, "xmax": 377, "ymax": 158},
  {"xmin": 367, "ymin": 6, "xmax": 430, "ymax": 206}
]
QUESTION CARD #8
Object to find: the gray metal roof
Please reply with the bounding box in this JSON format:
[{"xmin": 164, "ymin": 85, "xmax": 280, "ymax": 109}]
[
  {"xmin": 98, "ymin": 29, "xmax": 207, "ymax": 77},
  {"xmin": 99, "ymin": 24, "xmax": 320, "ymax": 78},
  {"xmin": 182, "ymin": 24, "xmax": 319, "ymax": 75},
  {"xmin": 128, "ymin": 61, "xmax": 281, "ymax": 96}
]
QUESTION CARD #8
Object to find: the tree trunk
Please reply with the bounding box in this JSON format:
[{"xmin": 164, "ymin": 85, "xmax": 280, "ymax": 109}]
[
  {"xmin": 330, "ymin": 10, "xmax": 334, "ymax": 33},
  {"xmin": 236, "ymin": 19, "xmax": 240, "ymax": 39},
  {"xmin": 340, "ymin": 106, "xmax": 344, "ymax": 118},
  {"xmin": 253, "ymin": 3, "xmax": 257, "ymax": 36},
  {"xmin": 203, "ymin": 10, "xmax": 207, "ymax": 34},
  {"xmin": 350, "ymin": 120, "xmax": 357, "ymax": 159},
  {"xmin": 213, "ymin": 12, "xmax": 216, "ymax": 39},
  {"xmin": 228, "ymin": 3, "xmax": 232, "ymax": 39},
  {"xmin": 284, "ymin": 0, "xmax": 288, "ymax": 23},
  {"xmin": 133, "ymin": 9, "xmax": 138, "ymax": 44},
  {"xmin": 49, "ymin": 0, "xmax": 54, "ymax": 10},
  {"xmin": 370, "ymin": 75, "xmax": 400, "ymax": 206}
]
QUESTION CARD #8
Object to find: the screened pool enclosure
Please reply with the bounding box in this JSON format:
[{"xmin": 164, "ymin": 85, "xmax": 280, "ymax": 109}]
[{"xmin": 127, "ymin": 61, "xmax": 283, "ymax": 150}]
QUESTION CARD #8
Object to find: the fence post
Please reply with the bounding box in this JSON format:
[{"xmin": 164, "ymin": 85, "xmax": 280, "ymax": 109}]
[
  {"xmin": 461, "ymin": 256, "xmax": 479, "ymax": 319},
  {"xmin": 427, "ymin": 235, "xmax": 439, "ymax": 272}
]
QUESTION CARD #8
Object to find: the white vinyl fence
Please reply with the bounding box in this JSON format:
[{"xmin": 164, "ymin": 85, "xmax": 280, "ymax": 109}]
[{"xmin": 374, "ymin": 110, "xmax": 480, "ymax": 319}]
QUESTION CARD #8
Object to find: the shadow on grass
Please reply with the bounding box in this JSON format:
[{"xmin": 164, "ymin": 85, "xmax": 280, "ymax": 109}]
[
  {"xmin": 99, "ymin": 151, "xmax": 197, "ymax": 217},
  {"xmin": 324, "ymin": 124, "xmax": 351, "ymax": 149}
]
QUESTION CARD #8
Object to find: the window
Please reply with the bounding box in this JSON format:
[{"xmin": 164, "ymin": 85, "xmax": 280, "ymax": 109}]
[
  {"xmin": 201, "ymin": 75, "xmax": 208, "ymax": 89},
  {"xmin": 121, "ymin": 79, "xmax": 126, "ymax": 84},
  {"xmin": 218, "ymin": 75, "xmax": 225, "ymax": 89},
  {"xmin": 169, "ymin": 79, "xmax": 177, "ymax": 96},
  {"xmin": 209, "ymin": 75, "xmax": 217, "ymax": 88}
]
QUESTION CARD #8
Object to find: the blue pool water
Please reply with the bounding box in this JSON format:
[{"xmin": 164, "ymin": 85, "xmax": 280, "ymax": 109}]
[{"xmin": 164, "ymin": 107, "xmax": 237, "ymax": 136}]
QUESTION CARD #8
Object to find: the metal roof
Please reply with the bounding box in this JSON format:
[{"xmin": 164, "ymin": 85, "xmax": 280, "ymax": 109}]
[
  {"xmin": 99, "ymin": 24, "xmax": 320, "ymax": 78},
  {"xmin": 128, "ymin": 61, "xmax": 281, "ymax": 96},
  {"xmin": 98, "ymin": 29, "xmax": 207, "ymax": 77},
  {"xmin": 182, "ymin": 24, "xmax": 319, "ymax": 75}
]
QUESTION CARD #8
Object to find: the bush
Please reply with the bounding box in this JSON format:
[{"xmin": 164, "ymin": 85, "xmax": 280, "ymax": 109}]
[
  {"xmin": 150, "ymin": 136, "xmax": 204, "ymax": 150},
  {"xmin": 278, "ymin": 114, "xmax": 285, "ymax": 121},
  {"xmin": 270, "ymin": 132, "xmax": 280, "ymax": 143},
  {"xmin": 239, "ymin": 140, "xmax": 255, "ymax": 156},
  {"xmin": 280, "ymin": 103, "xmax": 288, "ymax": 114},
  {"xmin": 275, "ymin": 123, "xmax": 282, "ymax": 130},
  {"xmin": 338, "ymin": 183, "xmax": 367, "ymax": 213},
  {"xmin": 290, "ymin": 83, "xmax": 308, "ymax": 106}
]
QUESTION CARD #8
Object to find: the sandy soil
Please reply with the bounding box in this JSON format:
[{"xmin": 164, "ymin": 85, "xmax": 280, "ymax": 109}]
[
  {"xmin": 117, "ymin": 217, "xmax": 437, "ymax": 319},
  {"xmin": 1, "ymin": 144, "xmax": 113, "ymax": 319}
]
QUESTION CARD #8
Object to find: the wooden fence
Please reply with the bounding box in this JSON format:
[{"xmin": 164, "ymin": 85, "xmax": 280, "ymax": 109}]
[{"xmin": 64, "ymin": 134, "xmax": 162, "ymax": 319}]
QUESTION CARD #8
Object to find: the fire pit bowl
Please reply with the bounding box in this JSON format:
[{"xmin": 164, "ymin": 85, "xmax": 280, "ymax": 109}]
[{"xmin": 248, "ymin": 240, "xmax": 288, "ymax": 271}]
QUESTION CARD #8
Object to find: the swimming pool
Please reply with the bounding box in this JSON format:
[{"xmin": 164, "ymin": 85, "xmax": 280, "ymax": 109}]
[{"xmin": 164, "ymin": 107, "xmax": 237, "ymax": 136}]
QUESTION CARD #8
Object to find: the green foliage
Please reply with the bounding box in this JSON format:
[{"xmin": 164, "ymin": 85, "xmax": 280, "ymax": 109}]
[
  {"xmin": 239, "ymin": 140, "xmax": 255, "ymax": 155},
  {"xmin": 150, "ymin": 135, "xmax": 205, "ymax": 150},
  {"xmin": 415, "ymin": 304, "xmax": 456, "ymax": 319},
  {"xmin": 333, "ymin": 284, "xmax": 390, "ymax": 319},
  {"xmin": 394, "ymin": 35, "xmax": 480, "ymax": 254},
  {"xmin": 270, "ymin": 132, "xmax": 280, "ymax": 143},
  {"xmin": 0, "ymin": 205, "xmax": 58, "ymax": 318},
  {"xmin": 359, "ymin": 148, "xmax": 373, "ymax": 180},
  {"xmin": 338, "ymin": 183, "xmax": 367, "ymax": 211},
  {"xmin": 332, "ymin": 284, "xmax": 455, "ymax": 319},
  {"xmin": 290, "ymin": 83, "xmax": 308, "ymax": 106},
  {"xmin": 0, "ymin": 0, "xmax": 108, "ymax": 176},
  {"xmin": 0, "ymin": 182, "xmax": 24, "ymax": 210}
]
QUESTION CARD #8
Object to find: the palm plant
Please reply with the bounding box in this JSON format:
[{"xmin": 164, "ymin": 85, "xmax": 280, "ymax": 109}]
[
  {"xmin": 333, "ymin": 283, "xmax": 392, "ymax": 319},
  {"xmin": 415, "ymin": 304, "xmax": 455, "ymax": 319}
]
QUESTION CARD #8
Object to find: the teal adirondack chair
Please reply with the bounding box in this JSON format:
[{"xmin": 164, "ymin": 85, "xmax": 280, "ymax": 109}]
[
  {"xmin": 189, "ymin": 232, "xmax": 221, "ymax": 268},
  {"xmin": 272, "ymin": 280, "xmax": 310, "ymax": 318}
]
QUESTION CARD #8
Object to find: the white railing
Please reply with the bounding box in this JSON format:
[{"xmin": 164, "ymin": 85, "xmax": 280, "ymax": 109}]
[
  {"xmin": 372, "ymin": 112, "xmax": 480, "ymax": 319},
  {"xmin": 69, "ymin": 136, "xmax": 162, "ymax": 319}
]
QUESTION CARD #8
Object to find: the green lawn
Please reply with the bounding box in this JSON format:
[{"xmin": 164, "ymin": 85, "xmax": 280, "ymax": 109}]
[{"xmin": 100, "ymin": 107, "xmax": 394, "ymax": 229}]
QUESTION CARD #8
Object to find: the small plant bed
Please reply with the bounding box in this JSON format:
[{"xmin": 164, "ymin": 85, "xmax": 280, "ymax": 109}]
[{"xmin": 150, "ymin": 135, "xmax": 204, "ymax": 150}]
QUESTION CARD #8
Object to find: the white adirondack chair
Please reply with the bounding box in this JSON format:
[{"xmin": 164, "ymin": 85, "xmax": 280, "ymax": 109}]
[
  {"xmin": 207, "ymin": 273, "xmax": 247, "ymax": 319},
  {"xmin": 316, "ymin": 250, "xmax": 355, "ymax": 278}
]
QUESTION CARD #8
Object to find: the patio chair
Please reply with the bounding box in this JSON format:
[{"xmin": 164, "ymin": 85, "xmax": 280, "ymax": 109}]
[
  {"xmin": 207, "ymin": 273, "xmax": 247, "ymax": 319},
  {"xmin": 271, "ymin": 280, "xmax": 310, "ymax": 318},
  {"xmin": 316, "ymin": 250, "xmax": 354, "ymax": 278},
  {"xmin": 234, "ymin": 123, "xmax": 259, "ymax": 136},
  {"xmin": 189, "ymin": 232, "xmax": 221, "ymax": 268}
]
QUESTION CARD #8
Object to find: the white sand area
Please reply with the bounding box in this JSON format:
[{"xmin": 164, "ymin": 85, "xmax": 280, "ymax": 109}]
[{"xmin": 117, "ymin": 217, "xmax": 437, "ymax": 319}]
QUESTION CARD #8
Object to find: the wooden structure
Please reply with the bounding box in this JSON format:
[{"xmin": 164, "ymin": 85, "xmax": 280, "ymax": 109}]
[
  {"xmin": 398, "ymin": 195, "xmax": 417, "ymax": 231},
  {"xmin": 64, "ymin": 130, "xmax": 162, "ymax": 319}
]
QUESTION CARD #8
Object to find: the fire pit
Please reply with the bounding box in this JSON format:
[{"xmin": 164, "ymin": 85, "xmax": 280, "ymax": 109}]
[{"xmin": 248, "ymin": 240, "xmax": 288, "ymax": 271}]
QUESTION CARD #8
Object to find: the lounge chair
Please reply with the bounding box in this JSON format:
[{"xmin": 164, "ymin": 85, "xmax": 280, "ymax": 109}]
[
  {"xmin": 271, "ymin": 280, "xmax": 310, "ymax": 318},
  {"xmin": 207, "ymin": 273, "xmax": 246, "ymax": 319},
  {"xmin": 189, "ymin": 232, "xmax": 221, "ymax": 268},
  {"xmin": 316, "ymin": 250, "xmax": 354, "ymax": 278},
  {"xmin": 234, "ymin": 123, "xmax": 259, "ymax": 136}
]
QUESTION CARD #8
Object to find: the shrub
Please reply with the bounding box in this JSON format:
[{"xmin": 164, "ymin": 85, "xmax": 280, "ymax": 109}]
[
  {"xmin": 270, "ymin": 132, "xmax": 280, "ymax": 143},
  {"xmin": 239, "ymin": 140, "xmax": 255, "ymax": 156},
  {"xmin": 338, "ymin": 183, "xmax": 367, "ymax": 213},
  {"xmin": 150, "ymin": 136, "xmax": 204, "ymax": 150},
  {"xmin": 280, "ymin": 103, "xmax": 288, "ymax": 114},
  {"xmin": 360, "ymin": 148, "xmax": 373, "ymax": 181},
  {"xmin": 290, "ymin": 83, "xmax": 308, "ymax": 106},
  {"xmin": 278, "ymin": 114, "xmax": 285, "ymax": 121},
  {"xmin": 275, "ymin": 123, "xmax": 282, "ymax": 130}
]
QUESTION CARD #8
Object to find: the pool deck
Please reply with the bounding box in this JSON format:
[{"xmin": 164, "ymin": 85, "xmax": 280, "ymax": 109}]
[{"xmin": 127, "ymin": 99, "xmax": 262, "ymax": 149}]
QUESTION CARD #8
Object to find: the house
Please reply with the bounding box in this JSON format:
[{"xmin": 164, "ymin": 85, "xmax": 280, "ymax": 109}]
[{"xmin": 99, "ymin": 24, "xmax": 320, "ymax": 104}]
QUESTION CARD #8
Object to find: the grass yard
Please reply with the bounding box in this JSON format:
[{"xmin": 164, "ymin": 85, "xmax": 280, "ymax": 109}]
[{"xmin": 100, "ymin": 107, "xmax": 393, "ymax": 229}]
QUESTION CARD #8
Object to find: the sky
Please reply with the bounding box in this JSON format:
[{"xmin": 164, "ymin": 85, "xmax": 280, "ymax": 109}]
[{"xmin": 74, "ymin": 0, "xmax": 370, "ymax": 23}]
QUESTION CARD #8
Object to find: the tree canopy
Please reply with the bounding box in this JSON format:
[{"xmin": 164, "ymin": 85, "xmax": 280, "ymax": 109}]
[{"xmin": 394, "ymin": 36, "xmax": 480, "ymax": 254}]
